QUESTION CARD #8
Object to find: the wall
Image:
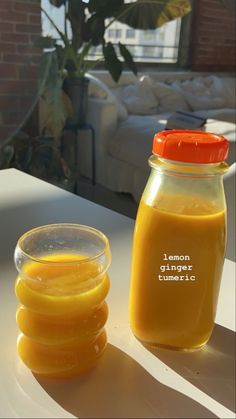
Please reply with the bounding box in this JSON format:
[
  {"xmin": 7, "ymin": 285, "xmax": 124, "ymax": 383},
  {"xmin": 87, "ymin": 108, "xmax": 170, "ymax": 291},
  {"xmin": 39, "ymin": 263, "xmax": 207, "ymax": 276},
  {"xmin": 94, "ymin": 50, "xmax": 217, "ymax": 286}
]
[
  {"xmin": 190, "ymin": 0, "xmax": 236, "ymax": 72},
  {"xmin": 0, "ymin": 0, "xmax": 41, "ymax": 142}
]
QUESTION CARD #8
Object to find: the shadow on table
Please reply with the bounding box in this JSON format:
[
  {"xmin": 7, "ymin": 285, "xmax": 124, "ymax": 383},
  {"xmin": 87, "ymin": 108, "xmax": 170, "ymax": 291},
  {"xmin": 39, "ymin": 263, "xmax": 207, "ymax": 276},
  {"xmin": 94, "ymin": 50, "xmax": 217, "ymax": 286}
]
[
  {"xmin": 34, "ymin": 343, "xmax": 217, "ymax": 419},
  {"xmin": 143, "ymin": 324, "xmax": 235, "ymax": 413}
]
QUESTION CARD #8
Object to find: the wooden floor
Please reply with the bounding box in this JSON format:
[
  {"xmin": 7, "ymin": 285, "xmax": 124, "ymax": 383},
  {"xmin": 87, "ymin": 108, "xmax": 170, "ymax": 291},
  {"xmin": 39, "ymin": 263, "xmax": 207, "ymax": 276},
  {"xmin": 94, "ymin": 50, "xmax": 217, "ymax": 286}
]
[{"xmin": 76, "ymin": 177, "xmax": 138, "ymax": 220}]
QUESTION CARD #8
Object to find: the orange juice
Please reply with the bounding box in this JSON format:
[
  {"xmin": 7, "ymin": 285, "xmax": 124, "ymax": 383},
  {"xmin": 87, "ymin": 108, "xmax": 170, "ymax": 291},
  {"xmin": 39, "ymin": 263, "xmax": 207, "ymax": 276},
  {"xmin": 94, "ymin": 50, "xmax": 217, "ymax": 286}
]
[
  {"xmin": 129, "ymin": 195, "xmax": 226, "ymax": 350},
  {"xmin": 130, "ymin": 130, "xmax": 229, "ymax": 350},
  {"xmin": 15, "ymin": 253, "xmax": 110, "ymax": 378}
]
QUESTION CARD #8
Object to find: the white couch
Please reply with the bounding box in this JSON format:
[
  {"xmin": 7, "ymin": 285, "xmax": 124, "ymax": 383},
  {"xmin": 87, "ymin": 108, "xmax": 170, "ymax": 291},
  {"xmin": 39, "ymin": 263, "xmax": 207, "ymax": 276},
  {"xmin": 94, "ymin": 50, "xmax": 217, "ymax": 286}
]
[{"xmin": 79, "ymin": 71, "xmax": 235, "ymax": 202}]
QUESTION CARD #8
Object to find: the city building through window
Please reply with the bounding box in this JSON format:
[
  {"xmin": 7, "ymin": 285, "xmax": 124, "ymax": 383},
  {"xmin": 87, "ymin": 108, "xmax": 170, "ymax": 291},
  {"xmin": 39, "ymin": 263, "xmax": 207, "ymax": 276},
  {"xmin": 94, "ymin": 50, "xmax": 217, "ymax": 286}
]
[
  {"xmin": 100, "ymin": 18, "xmax": 182, "ymax": 63},
  {"xmin": 126, "ymin": 29, "xmax": 135, "ymax": 39},
  {"xmin": 41, "ymin": 0, "xmax": 187, "ymax": 65}
]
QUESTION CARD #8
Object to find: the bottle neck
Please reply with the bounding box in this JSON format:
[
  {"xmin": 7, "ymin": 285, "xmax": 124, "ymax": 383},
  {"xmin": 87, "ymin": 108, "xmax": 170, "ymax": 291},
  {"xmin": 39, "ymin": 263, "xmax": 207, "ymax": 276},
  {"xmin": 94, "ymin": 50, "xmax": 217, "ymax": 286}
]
[
  {"xmin": 143, "ymin": 156, "xmax": 228, "ymax": 214},
  {"xmin": 149, "ymin": 156, "xmax": 228, "ymax": 178}
]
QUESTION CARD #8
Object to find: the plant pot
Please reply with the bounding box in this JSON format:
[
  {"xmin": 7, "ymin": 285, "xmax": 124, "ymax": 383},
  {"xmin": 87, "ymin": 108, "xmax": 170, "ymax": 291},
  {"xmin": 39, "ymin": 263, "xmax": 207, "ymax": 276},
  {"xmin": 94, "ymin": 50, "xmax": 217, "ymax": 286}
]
[{"xmin": 63, "ymin": 76, "xmax": 90, "ymax": 128}]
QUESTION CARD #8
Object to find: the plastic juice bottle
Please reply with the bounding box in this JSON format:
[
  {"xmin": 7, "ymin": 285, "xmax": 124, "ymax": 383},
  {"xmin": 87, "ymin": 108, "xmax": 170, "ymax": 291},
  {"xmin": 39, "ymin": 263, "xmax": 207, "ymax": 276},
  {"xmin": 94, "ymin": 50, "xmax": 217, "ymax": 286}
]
[
  {"xmin": 129, "ymin": 130, "xmax": 229, "ymax": 350},
  {"xmin": 14, "ymin": 224, "xmax": 111, "ymax": 378}
]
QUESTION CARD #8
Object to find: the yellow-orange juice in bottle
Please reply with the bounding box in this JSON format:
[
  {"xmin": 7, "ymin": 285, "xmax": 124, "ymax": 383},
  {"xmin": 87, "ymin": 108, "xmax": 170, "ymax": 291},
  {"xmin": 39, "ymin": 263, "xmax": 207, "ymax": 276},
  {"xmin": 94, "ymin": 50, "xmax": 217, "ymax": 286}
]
[{"xmin": 129, "ymin": 130, "xmax": 229, "ymax": 350}]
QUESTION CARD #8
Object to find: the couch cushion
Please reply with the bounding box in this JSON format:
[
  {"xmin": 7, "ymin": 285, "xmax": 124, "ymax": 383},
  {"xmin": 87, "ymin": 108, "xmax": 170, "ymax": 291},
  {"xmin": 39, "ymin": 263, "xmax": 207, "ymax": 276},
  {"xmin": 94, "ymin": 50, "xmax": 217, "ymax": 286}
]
[
  {"xmin": 108, "ymin": 114, "xmax": 168, "ymax": 170},
  {"xmin": 121, "ymin": 76, "xmax": 159, "ymax": 115},
  {"xmin": 87, "ymin": 73, "xmax": 128, "ymax": 121},
  {"xmin": 208, "ymin": 76, "xmax": 236, "ymax": 108},
  {"xmin": 172, "ymin": 77, "xmax": 225, "ymax": 111},
  {"xmin": 153, "ymin": 81, "xmax": 190, "ymax": 112}
]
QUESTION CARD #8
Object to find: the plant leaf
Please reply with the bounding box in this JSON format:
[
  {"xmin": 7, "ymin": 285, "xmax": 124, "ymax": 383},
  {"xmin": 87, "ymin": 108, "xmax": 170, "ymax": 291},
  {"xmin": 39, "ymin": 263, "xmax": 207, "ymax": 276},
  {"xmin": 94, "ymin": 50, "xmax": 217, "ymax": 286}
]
[
  {"xmin": 86, "ymin": 15, "xmax": 105, "ymax": 46},
  {"xmin": 38, "ymin": 52, "xmax": 53, "ymax": 94},
  {"xmin": 115, "ymin": 0, "xmax": 191, "ymax": 29},
  {"xmin": 88, "ymin": 0, "xmax": 110, "ymax": 13},
  {"xmin": 41, "ymin": 53, "xmax": 70, "ymax": 142},
  {"xmin": 103, "ymin": 42, "xmax": 122, "ymax": 82},
  {"xmin": 158, "ymin": 0, "xmax": 192, "ymax": 26},
  {"xmin": 75, "ymin": 41, "xmax": 92, "ymax": 76},
  {"xmin": 49, "ymin": 0, "xmax": 66, "ymax": 7},
  {"xmin": 119, "ymin": 42, "xmax": 137, "ymax": 76},
  {"xmin": 68, "ymin": 0, "xmax": 85, "ymax": 50},
  {"xmin": 88, "ymin": 0, "xmax": 124, "ymax": 18},
  {"xmin": 63, "ymin": 45, "xmax": 78, "ymax": 75}
]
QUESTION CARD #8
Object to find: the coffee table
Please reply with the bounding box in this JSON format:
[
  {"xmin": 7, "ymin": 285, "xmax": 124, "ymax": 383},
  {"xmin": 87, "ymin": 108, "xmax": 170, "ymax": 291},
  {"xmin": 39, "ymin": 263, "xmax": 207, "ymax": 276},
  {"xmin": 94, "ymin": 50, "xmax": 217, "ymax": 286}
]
[{"xmin": 0, "ymin": 169, "xmax": 235, "ymax": 419}]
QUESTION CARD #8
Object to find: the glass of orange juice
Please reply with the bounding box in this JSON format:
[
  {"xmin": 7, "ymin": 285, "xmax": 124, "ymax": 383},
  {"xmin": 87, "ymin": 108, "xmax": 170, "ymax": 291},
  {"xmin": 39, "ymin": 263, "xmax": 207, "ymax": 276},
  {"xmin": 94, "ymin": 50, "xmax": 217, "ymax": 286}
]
[{"xmin": 14, "ymin": 223, "xmax": 111, "ymax": 378}]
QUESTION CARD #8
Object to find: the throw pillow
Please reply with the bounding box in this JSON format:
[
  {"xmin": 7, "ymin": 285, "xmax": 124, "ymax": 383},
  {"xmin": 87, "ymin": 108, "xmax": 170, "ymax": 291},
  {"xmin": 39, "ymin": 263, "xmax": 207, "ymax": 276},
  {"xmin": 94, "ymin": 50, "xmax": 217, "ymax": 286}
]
[
  {"xmin": 208, "ymin": 76, "xmax": 235, "ymax": 108},
  {"xmin": 152, "ymin": 81, "xmax": 190, "ymax": 112},
  {"xmin": 122, "ymin": 76, "xmax": 159, "ymax": 115},
  {"xmin": 172, "ymin": 78, "xmax": 225, "ymax": 111},
  {"xmin": 87, "ymin": 73, "xmax": 128, "ymax": 121}
]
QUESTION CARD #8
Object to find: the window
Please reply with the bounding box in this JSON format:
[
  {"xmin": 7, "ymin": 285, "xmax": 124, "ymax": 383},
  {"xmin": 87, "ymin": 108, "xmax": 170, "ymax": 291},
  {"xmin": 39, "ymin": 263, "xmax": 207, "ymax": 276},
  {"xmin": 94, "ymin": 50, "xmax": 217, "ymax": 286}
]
[
  {"xmin": 116, "ymin": 29, "xmax": 122, "ymax": 38},
  {"xmin": 108, "ymin": 29, "xmax": 115, "ymax": 38},
  {"xmin": 141, "ymin": 46, "xmax": 163, "ymax": 60},
  {"xmin": 102, "ymin": 18, "xmax": 185, "ymax": 64},
  {"xmin": 142, "ymin": 46, "xmax": 156, "ymax": 58},
  {"xmin": 108, "ymin": 29, "xmax": 122, "ymax": 38},
  {"xmin": 99, "ymin": 18, "xmax": 182, "ymax": 64},
  {"xmin": 126, "ymin": 29, "xmax": 135, "ymax": 39},
  {"xmin": 143, "ymin": 30, "xmax": 156, "ymax": 41},
  {"xmin": 41, "ymin": 0, "xmax": 192, "ymax": 68}
]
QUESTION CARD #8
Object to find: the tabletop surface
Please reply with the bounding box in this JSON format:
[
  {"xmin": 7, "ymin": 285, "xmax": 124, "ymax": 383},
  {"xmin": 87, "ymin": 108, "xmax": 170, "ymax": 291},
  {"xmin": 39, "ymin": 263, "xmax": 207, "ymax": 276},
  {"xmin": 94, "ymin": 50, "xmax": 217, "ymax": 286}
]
[{"xmin": 0, "ymin": 169, "xmax": 235, "ymax": 419}]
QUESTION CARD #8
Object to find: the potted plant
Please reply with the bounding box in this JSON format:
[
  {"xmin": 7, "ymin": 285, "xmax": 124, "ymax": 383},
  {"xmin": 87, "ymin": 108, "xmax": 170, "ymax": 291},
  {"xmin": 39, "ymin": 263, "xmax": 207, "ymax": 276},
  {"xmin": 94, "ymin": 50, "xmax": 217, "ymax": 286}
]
[
  {"xmin": 0, "ymin": 0, "xmax": 191, "ymax": 189},
  {"xmin": 38, "ymin": 0, "xmax": 191, "ymax": 131}
]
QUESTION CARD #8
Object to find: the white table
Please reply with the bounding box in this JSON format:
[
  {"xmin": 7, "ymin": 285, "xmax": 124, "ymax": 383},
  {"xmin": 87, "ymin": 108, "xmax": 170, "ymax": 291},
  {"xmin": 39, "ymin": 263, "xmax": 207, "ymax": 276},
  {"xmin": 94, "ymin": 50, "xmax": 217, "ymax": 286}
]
[{"xmin": 0, "ymin": 169, "xmax": 235, "ymax": 419}]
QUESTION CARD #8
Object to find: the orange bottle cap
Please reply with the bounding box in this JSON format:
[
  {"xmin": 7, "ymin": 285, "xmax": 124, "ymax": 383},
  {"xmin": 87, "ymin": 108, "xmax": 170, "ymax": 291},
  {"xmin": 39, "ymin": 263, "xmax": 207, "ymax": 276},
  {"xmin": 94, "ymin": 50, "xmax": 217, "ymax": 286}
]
[{"xmin": 153, "ymin": 130, "xmax": 229, "ymax": 163}]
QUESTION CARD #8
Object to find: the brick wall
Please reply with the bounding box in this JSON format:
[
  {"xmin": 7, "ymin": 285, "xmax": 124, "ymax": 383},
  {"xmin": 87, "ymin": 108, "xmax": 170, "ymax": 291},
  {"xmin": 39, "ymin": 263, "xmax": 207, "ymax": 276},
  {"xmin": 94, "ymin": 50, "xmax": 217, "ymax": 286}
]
[
  {"xmin": 0, "ymin": 0, "xmax": 41, "ymax": 142},
  {"xmin": 190, "ymin": 0, "xmax": 236, "ymax": 71}
]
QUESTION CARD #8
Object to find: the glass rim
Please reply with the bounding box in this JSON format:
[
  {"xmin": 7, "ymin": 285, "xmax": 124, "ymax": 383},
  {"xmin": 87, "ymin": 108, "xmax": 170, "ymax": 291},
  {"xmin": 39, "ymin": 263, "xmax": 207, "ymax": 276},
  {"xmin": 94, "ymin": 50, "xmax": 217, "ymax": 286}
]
[{"xmin": 16, "ymin": 223, "xmax": 110, "ymax": 266}]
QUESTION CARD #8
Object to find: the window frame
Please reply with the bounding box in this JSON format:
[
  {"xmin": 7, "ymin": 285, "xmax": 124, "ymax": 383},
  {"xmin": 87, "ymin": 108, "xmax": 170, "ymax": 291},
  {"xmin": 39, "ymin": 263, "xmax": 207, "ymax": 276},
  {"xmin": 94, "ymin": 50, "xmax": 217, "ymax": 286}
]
[{"xmin": 92, "ymin": 12, "xmax": 192, "ymax": 72}]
